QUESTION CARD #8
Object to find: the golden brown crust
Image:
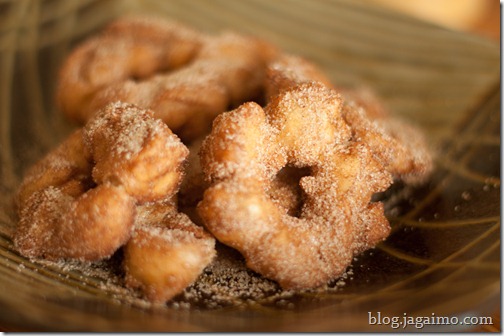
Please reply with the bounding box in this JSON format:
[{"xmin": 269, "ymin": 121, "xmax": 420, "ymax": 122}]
[
  {"xmin": 15, "ymin": 101, "xmax": 215, "ymax": 301},
  {"xmin": 16, "ymin": 184, "xmax": 135, "ymax": 260},
  {"xmin": 57, "ymin": 16, "xmax": 280, "ymax": 142},
  {"xmin": 265, "ymin": 54, "xmax": 433, "ymax": 184},
  {"xmin": 16, "ymin": 129, "xmax": 93, "ymax": 211},
  {"xmin": 87, "ymin": 32, "xmax": 278, "ymax": 141},
  {"xmin": 27, "ymin": 17, "xmax": 433, "ymax": 300},
  {"xmin": 195, "ymin": 56, "xmax": 432, "ymax": 289},
  {"xmin": 83, "ymin": 102, "xmax": 189, "ymax": 202},
  {"xmin": 198, "ymin": 83, "xmax": 393, "ymax": 289},
  {"xmin": 340, "ymin": 89, "xmax": 433, "ymax": 184},
  {"xmin": 14, "ymin": 102, "xmax": 189, "ymax": 261},
  {"xmin": 14, "ymin": 127, "xmax": 135, "ymax": 261},
  {"xmin": 56, "ymin": 16, "xmax": 204, "ymax": 123},
  {"xmin": 123, "ymin": 200, "xmax": 216, "ymax": 303},
  {"xmin": 265, "ymin": 54, "xmax": 333, "ymax": 99}
]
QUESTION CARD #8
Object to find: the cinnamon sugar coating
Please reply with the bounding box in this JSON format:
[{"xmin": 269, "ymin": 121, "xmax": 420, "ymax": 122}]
[
  {"xmin": 56, "ymin": 16, "xmax": 204, "ymax": 124},
  {"xmin": 198, "ymin": 83, "xmax": 393, "ymax": 289},
  {"xmin": 266, "ymin": 55, "xmax": 433, "ymax": 184},
  {"xmin": 14, "ymin": 102, "xmax": 189, "ymax": 261},
  {"xmin": 14, "ymin": 128, "xmax": 135, "ymax": 261},
  {"xmin": 265, "ymin": 54, "xmax": 333, "ymax": 99},
  {"xmin": 87, "ymin": 32, "xmax": 278, "ymax": 141},
  {"xmin": 196, "ymin": 57, "xmax": 432, "ymax": 289},
  {"xmin": 83, "ymin": 102, "xmax": 188, "ymax": 202},
  {"xmin": 340, "ymin": 90, "xmax": 433, "ymax": 184},
  {"xmin": 20, "ymin": 16, "xmax": 434, "ymax": 302},
  {"xmin": 15, "ymin": 101, "xmax": 216, "ymax": 301},
  {"xmin": 57, "ymin": 15, "xmax": 279, "ymax": 141},
  {"xmin": 124, "ymin": 200, "xmax": 216, "ymax": 303}
]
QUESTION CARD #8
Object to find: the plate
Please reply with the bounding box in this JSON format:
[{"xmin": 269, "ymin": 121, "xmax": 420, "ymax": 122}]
[{"xmin": 0, "ymin": 0, "xmax": 500, "ymax": 332}]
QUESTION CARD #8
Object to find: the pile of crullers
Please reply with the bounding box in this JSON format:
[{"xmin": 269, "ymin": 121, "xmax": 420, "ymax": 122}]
[{"xmin": 14, "ymin": 16, "xmax": 432, "ymax": 303}]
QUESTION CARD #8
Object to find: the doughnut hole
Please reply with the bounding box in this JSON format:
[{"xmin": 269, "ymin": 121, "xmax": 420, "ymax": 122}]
[{"xmin": 267, "ymin": 165, "xmax": 311, "ymax": 218}]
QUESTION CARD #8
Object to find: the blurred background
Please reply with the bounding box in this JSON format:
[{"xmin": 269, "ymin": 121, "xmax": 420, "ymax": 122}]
[
  {"xmin": 366, "ymin": 0, "xmax": 500, "ymax": 332},
  {"xmin": 369, "ymin": 0, "xmax": 500, "ymax": 41}
]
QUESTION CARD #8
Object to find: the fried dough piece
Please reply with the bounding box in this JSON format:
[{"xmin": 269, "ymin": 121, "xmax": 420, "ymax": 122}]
[
  {"xmin": 123, "ymin": 200, "xmax": 216, "ymax": 303},
  {"xmin": 15, "ymin": 129, "xmax": 135, "ymax": 260},
  {"xmin": 14, "ymin": 102, "xmax": 188, "ymax": 261},
  {"xmin": 57, "ymin": 16, "xmax": 204, "ymax": 123},
  {"xmin": 340, "ymin": 92, "xmax": 433, "ymax": 184},
  {"xmin": 266, "ymin": 54, "xmax": 433, "ymax": 183},
  {"xmin": 57, "ymin": 15, "xmax": 279, "ymax": 141},
  {"xmin": 265, "ymin": 54, "xmax": 333, "ymax": 99},
  {"xmin": 198, "ymin": 83, "xmax": 392, "ymax": 289},
  {"xmin": 83, "ymin": 102, "xmax": 188, "ymax": 202},
  {"xmin": 87, "ymin": 32, "xmax": 278, "ymax": 141}
]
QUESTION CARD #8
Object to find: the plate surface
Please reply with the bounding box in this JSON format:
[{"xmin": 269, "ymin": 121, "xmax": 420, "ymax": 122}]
[{"xmin": 0, "ymin": 0, "xmax": 500, "ymax": 332}]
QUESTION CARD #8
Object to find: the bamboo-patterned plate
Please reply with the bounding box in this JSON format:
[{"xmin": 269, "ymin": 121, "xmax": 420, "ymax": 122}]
[{"xmin": 0, "ymin": 0, "xmax": 500, "ymax": 332}]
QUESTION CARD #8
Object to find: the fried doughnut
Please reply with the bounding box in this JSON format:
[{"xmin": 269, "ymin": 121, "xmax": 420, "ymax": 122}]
[
  {"xmin": 86, "ymin": 32, "xmax": 278, "ymax": 141},
  {"xmin": 14, "ymin": 128, "xmax": 135, "ymax": 260},
  {"xmin": 57, "ymin": 15, "xmax": 279, "ymax": 141},
  {"xmin": 340, "ymin": 90, "xmax": 433, "ymax": 184},
  {"xmin": 15, "ymin": 129, "xmax": 93, "ymax": 212},
  {"xmin": 57, "ymin": 16, "xmax": 204, "ymax": 123},
  {"xmin": 266, "ymin": 54, "xmax": 433, "ymax": 183},
  {"xmin": 83, "ymin": 102, "xmax": 188, "ymax": 203},
  {"xmin": 14, "ymin": 102, "xmax": 188, "ymax": 260},
  {"xmin": 198, "ymin": 83, "xmax": 392, "ymax": 289},
  {"xmin": 14, "ymin": 129, "xmax": 136, "ymax": 260},
  {"xmin": 123, "ymin": 199, "xmax": 216, "ymax": 303},
  {"xmin": 178, "ymin": 139, "xmax": 310, "ymax": 222}
]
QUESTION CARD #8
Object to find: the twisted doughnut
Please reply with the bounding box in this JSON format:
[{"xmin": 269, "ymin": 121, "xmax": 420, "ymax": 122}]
[
  {"xmin": 87, "ymin": 32, "xmax": 277, "ymax": 141},
  {"xmin": 57, "ymin": 15, "xmax": 279, "ymax": 141},
  {"xmin": 14, "ymin": 129, "xmax": 135, "ymax": 260},
  {"xmin": 56, "ymin": 16, "xmax": 204, "ymax": 124},
  {"xmin": 197, "ymin": 83, "xmax": 392, "ymax": 289},
  {"xmin": 83, "ymin": 102, "xmax": 188, "ymax": 203},
  {"xmin": 14, "ymin": 102, "xmax": 188, "ymax": 261}
]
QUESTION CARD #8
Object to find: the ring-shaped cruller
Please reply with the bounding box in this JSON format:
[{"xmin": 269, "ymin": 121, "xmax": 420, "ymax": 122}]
[{"xmin": 197, "ymin": 82, "xmax": 393, "ymax": 289}]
